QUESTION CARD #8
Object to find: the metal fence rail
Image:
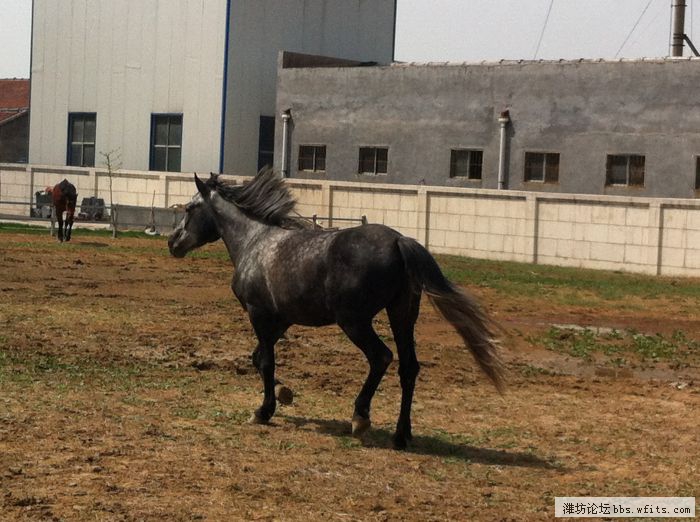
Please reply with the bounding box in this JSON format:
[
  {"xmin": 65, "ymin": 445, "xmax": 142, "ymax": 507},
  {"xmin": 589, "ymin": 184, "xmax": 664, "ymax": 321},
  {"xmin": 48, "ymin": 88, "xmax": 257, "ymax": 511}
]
[
  {"xmin": 0, "ymin": 199, "xmax": 113, "ymax": 236},
  {"xmin": 0, "ymin": 199, "xmax": 369, "ymax": 236}
]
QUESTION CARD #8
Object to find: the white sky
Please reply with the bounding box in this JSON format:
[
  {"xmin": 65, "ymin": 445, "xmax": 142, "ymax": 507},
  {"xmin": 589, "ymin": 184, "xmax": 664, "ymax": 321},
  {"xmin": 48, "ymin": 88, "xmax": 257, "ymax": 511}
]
[
  {"xmin": 0, "ymin": 0, "xmax": 32, "ymax": 78},
  {"xmin": 0, "ymin": 0, "xmax": 697, "ymax": 78}
]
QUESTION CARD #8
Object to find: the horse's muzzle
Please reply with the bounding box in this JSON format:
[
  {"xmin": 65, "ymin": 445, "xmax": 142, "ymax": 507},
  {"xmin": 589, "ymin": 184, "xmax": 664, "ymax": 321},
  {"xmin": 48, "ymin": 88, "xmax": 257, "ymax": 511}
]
[{"xmin": 167, "ymin": 231, "xmax": 187, "ymax": 258}]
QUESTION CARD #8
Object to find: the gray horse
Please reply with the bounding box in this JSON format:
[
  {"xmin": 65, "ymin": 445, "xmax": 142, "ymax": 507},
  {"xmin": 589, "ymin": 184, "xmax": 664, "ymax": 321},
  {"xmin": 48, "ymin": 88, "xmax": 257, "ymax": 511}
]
[{"xmin": 168, "ymin": 168, "xmax": 504, "ymax": 449}]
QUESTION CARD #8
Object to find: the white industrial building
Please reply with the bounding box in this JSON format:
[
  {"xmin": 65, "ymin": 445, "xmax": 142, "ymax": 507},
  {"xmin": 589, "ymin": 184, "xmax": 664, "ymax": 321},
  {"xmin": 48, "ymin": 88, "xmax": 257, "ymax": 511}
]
[{"xmin": 28, "ymin": 0, "xmax": 397, "ymax": 175}]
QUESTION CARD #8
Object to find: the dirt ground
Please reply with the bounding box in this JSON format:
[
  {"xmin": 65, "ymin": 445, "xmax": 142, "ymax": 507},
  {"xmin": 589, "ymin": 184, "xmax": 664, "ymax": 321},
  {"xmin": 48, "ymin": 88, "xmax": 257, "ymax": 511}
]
[{"xmin": 0, "ymin": 230, "xmax": 698, "ymax": 521}]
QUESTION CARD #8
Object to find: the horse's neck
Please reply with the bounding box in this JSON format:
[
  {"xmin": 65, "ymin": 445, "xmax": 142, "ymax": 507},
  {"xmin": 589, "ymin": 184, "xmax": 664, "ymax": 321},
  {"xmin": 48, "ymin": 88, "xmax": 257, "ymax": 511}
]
[{"xmin": 215, "ymin": 205, "xmax": 272, "ymax": 265}]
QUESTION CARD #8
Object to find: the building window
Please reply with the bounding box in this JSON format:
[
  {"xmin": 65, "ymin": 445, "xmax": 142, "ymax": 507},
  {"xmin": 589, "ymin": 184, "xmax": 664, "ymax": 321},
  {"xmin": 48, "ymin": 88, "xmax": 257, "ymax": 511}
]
[
  {"xmin": 258, "ymin": 115, "xmax": 275, "ymax": 170},
  {"xmin": 67, "ymin": 113, "xmax": 96, "ymax": 167},
  {"xmin": 150, "ymin": 114, "xmax": 182, "ymax": 172},
  {"xmin": 450, "ymin": 149, "xmax": 483, "ymax": 179},
  {"xmin": 358, "ymin": 147, "xmax": 388, "ymax": 175},
  {"xmin": 606, "ymin": 154, "xmax": 644, "ymax": 186},
  {"xmin": 695, "ymin": 157, "xmax": 700, "ymax": 190},
  {"xmin": 524, "ymin": 152, "xmax": 560, "ymax": 183},
  {"xmin": 298, "ymin": 145, "xmax": 326, "ymax": 172}
]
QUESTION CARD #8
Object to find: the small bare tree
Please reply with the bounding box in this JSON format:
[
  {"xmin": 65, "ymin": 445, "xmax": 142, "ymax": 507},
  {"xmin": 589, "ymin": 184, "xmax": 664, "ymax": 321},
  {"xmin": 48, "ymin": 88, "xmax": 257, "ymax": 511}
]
[{"xmin": 100, "ymin": 149, "xmax": 122, "ymax": 238}]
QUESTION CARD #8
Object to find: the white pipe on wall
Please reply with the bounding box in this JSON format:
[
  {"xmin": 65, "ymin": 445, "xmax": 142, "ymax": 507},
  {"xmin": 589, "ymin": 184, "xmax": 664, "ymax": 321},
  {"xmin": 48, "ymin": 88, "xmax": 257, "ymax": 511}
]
[
  {"xmin": 281, "ymin": 110, "xmax": 291, "ymax": 178},
  {"xmin": 497, "ymin": 110, "xmax": 510, "ymax": 190}
]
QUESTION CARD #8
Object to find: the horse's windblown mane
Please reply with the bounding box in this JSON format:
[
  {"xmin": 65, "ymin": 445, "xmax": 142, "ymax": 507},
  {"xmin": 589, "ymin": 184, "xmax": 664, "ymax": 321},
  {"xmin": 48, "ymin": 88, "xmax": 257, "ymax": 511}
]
[{"xmin": 207, "ymin": 167, "xmax": 296, "ymax": 225}]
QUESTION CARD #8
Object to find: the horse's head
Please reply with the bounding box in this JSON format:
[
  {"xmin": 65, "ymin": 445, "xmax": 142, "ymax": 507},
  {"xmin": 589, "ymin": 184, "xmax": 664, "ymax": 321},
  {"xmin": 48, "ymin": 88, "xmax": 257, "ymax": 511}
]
[{"xmin": 167, "ymin": 174, "xmax": 221, "ymax": 258}]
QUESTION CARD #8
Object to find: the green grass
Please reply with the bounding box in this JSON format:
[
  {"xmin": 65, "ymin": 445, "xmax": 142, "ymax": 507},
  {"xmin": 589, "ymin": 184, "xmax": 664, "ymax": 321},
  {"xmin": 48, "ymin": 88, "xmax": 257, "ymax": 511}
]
[
  {"xmin": 531, "ymin": 326, "xmax": 699, "ymax": 365},
  {"xmin": 0, "ymin": 222, "xmax": 162, "ymax": 239},
  {"xmin": 436, "ymin": 254, "xmax": 700, "ymax": 302},
  {"xmin": 0, "ymin": 349, "xmax": 153, "ymax": 389},
  {"xmin": 519, "ymin": 364, "xmax": 558, "ymax": 377},
  {"xmin": 0, "ymin": 222, "xmax": 236, "ymax": 259},
  {"xmin": 337, "ymin": 436, "xmax": 362, "ymax": 449}
]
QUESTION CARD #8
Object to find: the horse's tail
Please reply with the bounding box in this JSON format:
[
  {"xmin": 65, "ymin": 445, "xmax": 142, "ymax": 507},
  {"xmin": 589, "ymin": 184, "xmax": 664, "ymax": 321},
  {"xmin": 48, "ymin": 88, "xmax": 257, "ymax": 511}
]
[{"xmin": 396, "ymin": 236, "xmax": 506, "ymax": 393}]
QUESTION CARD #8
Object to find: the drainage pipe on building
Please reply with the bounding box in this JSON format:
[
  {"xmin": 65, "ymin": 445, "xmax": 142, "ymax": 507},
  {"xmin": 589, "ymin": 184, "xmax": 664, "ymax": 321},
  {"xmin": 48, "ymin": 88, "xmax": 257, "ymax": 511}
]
[
  {"xmin": 281, "ymin": 109, "xmax": 292, "ymax": 178},
  {"xmin": 497, "ymin": 110, "xmax": 510, "ymax": 190}
]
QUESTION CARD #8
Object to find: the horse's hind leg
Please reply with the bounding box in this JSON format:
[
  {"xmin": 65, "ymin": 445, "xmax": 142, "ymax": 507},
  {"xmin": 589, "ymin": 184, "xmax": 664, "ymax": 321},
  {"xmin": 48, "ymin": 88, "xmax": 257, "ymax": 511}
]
[
  {"xmin": 387, "ymin": 290, "xmax": 421, "ymax": 450},
  {"xmin": 56, "ymin": 213, "xmax": 64, "ymax": 242},
  {"xmin": 65, "ymin": 215, "xmax": 74, "ymax": 241},
  {"xmin": 338, "ymin": 318, "xmax": 393, "ymax": 438}
]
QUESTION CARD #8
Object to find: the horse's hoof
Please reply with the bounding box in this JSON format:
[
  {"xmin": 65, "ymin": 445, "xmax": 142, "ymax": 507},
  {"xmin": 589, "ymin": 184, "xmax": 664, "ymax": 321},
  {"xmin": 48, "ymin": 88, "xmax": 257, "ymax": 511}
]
[
  {"xmin": 247, "ymin": 413, "xmax": 268, "ymax": 425},
  {"xmin": 351, "ymin": 415, "xmax": 371, "ymax": 438},
  {"xmin": 275, "ymin": 384, "xmax": 293, "ymax": 405}
]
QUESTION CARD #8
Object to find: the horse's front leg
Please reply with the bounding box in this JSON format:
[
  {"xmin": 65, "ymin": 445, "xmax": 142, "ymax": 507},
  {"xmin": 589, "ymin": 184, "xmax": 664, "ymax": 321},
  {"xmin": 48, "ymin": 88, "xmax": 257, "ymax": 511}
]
[
  {"xmin": 252, "ymin": 344, "xmax": 293, "ymax": 406},
  {"xmin": 248, "ymin": 310, "xmax": 286, "ymax": 424}
]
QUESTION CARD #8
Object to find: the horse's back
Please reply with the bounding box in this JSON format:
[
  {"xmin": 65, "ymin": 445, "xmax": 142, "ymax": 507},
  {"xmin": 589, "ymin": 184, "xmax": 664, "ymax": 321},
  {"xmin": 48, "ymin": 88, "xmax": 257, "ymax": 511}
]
[
  {"xmin": 236, "ymin": 227, "xmax": 337, "ymax": 324},
  {"xmin": 54, "ymin": 179, "xmax": 78, "ymax": 207},
  {"xmin": 325, "ymin": 224, "xmax": 407, "ymax": 317},
  {"xmin": 246, "ymin": 224, "xmax": 407, "ymax": 325},
  {"xmin": 53, "ymin": 179, "xmax": 78, "ymax": 208},
  {"xmin": 329, "ymin": 224, "xmax": 402, "ymax": 263}
]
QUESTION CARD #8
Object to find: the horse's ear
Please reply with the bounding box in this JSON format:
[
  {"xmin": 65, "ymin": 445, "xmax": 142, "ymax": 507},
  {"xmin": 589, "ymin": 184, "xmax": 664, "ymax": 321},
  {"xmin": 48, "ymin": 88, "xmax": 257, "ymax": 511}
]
[
  {"xmin": 209, "ymin": 172, "xmax": 219, "ymax": 182},
  {"xmin": 194, "ymin": 173, "xmax": 211, "ymax": 198}
]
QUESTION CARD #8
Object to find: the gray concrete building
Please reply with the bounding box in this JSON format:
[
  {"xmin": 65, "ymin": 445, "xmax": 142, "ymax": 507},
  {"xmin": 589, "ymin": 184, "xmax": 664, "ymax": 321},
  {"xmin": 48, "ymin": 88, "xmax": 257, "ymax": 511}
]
[
  {"xmin": 275, "ymin": 54, "xmax": 700, "ymax": 198},
  {"xmin": 29, "ymin": 0, "xmax": 396, "ymax": 175}
]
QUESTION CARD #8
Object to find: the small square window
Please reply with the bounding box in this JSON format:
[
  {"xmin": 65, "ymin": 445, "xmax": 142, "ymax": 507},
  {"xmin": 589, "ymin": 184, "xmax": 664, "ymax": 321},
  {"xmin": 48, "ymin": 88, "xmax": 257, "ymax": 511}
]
[
  {"xmin": 67, "ymin": 113, "xmax": 97, "ymax": 167},
  {"xmin": 298, "ymin": 145, "xmax": 326, "ymax": 172},
  {"xmin": 605, "ymin": 154, "xmax": 645, "ymax": 187},
  {"xmin": 450, "ymin": 149, "xmax": 483, "ymax": 180},
  {"xmin": 258, "ymin": 115, "xmax": 275, "ymax": 170},
  {"xmin": 358, "ymin": 147, "xmax": 388, "ymax": 175},
  {"xmin": 150, "ymin": 114, "xmax": 183, "ymax": 172},
  {"xmin": 524, "ymin": 152, "xmax": 559, "ymax": 183}
]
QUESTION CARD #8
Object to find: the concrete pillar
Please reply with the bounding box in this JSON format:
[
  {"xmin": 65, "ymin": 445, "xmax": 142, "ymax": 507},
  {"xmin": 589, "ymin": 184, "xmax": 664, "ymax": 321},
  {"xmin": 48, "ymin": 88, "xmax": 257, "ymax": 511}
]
[
  {"xmin": 647, "ymin": 202, "xmax": 664, "ymax": 275},
  {"xmin": 526, "ymin": 194, "xmax": 539, "ymax": 264},
  {"xmin": 322, "ymin": 182, "xmax": 332, "ymax": 227},
  {"xmin": 416, "ymin": 187, "xmax": 429, "ymax": 247}
]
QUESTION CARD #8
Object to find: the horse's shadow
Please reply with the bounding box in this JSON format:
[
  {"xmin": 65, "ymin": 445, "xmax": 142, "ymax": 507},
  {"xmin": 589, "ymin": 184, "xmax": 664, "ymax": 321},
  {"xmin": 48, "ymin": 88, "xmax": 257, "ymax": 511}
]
[
  {"xmin": 73, "ymin": 241, "xmax": 109, "ymax": 248},
  {"xmin": 280, "ymin": 415, "xmax": 562, "ymax": 470}
]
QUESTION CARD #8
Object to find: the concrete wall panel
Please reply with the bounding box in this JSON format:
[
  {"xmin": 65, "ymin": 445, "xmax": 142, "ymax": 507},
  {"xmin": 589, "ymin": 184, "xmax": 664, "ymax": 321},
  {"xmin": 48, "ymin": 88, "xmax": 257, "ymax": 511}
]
[{"xmin": 3, "ymin": 164, "xmax": 700, "ymax": 277}]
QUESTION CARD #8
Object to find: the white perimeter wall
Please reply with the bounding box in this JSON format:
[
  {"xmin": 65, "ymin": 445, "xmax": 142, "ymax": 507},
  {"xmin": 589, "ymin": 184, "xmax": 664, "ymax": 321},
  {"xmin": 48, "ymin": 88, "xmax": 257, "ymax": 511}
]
[
  {"xmin": 2, "ymin": 163, "xmax": 699, "ymax": 278},
  {"xmin": 29, "ymin": 0, "xmax": 227, "ymax": 173}
]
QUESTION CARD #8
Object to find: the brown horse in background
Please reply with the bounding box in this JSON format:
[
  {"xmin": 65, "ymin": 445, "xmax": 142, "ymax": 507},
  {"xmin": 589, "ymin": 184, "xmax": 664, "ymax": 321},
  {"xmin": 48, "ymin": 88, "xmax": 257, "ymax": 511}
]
[{"xmin": 47, "ymin": 179, "xmax": 78, "ymax": 242}]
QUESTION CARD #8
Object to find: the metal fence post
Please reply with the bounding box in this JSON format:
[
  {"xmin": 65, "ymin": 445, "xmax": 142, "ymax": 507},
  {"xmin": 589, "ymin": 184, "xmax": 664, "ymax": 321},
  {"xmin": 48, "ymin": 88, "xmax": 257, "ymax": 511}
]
[{"xmin": 50, "ymin": 205, "xmax": 55, "ymax": 236}]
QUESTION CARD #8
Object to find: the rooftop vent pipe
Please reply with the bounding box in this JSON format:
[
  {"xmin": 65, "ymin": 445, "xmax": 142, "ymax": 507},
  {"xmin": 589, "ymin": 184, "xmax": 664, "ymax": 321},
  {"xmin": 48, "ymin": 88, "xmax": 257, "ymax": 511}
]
[{"xmin": 672, "ymin": 0, "xmax": 687, "ymax": 56}]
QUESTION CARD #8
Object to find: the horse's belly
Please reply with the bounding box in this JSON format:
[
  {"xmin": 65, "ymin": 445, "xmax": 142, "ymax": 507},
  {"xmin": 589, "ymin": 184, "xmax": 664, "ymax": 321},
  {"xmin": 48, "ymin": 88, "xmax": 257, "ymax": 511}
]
[{"xmin": 278, "ymin": 298, "xmax": 335, "ymax": 326}]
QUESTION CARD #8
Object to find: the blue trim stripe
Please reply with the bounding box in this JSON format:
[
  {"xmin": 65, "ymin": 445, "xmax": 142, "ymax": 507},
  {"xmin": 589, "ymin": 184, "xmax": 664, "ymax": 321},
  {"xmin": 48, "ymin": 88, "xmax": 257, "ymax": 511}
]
[{"xmin": 219, "ymin": 0, "xmax": 232, "ymax": 174}]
